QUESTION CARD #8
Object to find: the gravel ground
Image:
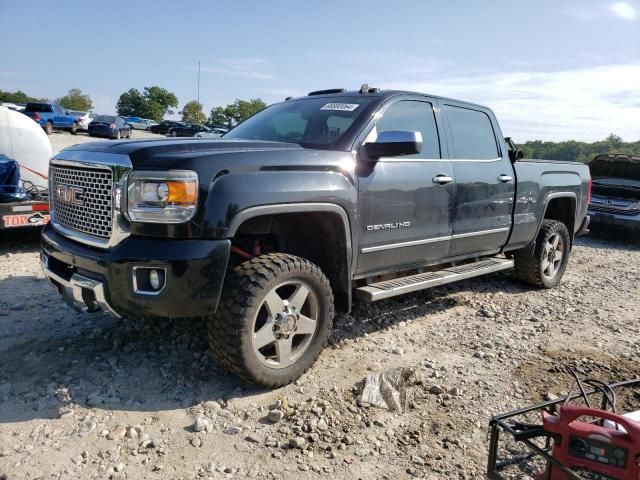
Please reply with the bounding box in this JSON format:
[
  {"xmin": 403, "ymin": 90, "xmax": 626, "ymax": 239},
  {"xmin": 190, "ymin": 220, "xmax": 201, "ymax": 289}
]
[
  {"xmin": 49, "ymin": 129, "xmax": 159, "ymax": 154},
  {"xmin": 0, "ymin": 155, "xmax": 639, "ymax": 479}
]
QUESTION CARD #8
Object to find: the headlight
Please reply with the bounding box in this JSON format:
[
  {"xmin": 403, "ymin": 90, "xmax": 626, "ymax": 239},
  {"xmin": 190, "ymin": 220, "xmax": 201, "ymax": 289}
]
[{"xmin": 127, "ymin": 170, "xmax": 198, "ymax": 223}]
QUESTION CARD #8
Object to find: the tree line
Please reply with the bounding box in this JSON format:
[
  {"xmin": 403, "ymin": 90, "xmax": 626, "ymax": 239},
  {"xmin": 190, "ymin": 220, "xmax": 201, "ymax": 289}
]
[
  {"xmin": 3, "ymin": 88, "xmax": 640, "ymax": 161},
  {"xmin": 114, "ymin": 87, "xmax": 265, "ymax": 126},
  {"xmin": 0, "ymin": 87, "xmax": 267, "ymax": 127},
  {"xmin": 519, "ymin": 134, "xmax": 640, "ymax": 163},
  {"xmin": 0, "ymin": 88, "xmax": 93, "ymax": 111}
]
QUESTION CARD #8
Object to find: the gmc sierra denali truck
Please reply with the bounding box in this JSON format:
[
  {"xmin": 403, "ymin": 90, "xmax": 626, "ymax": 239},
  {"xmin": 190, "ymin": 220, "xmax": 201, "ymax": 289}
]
[{"xmin": 41, "ymin": 86, "xmax": 591, "ymax": 387}]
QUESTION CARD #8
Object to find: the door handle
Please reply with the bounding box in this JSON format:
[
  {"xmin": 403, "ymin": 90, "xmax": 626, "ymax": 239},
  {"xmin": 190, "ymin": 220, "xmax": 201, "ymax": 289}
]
[
  {"xmin": 497, "ymin": 174, "xmax": 513, "ymax": 183},
  {"xmin": 432, "ymin": 174, "xmax": 453, "ymax": 185}
]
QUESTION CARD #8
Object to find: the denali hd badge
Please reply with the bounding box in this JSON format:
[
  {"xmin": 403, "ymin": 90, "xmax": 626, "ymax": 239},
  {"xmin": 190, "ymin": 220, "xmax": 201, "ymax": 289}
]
[
  {"xmin": 55, "ymin": 184, "xmax": 85, "ymax": 206},
  {"xmin": 366, "ymin": 222, "xmax": 411, "ymax": 231}
]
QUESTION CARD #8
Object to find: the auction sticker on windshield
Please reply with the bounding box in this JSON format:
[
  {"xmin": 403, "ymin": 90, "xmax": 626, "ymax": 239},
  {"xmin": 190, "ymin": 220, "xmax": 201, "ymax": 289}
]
[{"xmin": 321, "ymin": 103, "xmax": 360, "ymax": 112}]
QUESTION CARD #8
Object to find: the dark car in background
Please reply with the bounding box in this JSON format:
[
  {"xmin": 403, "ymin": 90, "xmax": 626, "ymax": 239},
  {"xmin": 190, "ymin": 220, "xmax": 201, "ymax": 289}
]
[
  {"xmin": 588, "ymin": 154, "xmax": 640, "ymax": 233},
  {"xmin": 149, "ymin": 120, "xmax": 184, "ymax": 135},
  {"xmin": 167, "ymin": 123, "xmax": 218, "ymax": 137},
  {"xmin": 88, "ymin": 115, "xmax": 131, "ymax": 140}
]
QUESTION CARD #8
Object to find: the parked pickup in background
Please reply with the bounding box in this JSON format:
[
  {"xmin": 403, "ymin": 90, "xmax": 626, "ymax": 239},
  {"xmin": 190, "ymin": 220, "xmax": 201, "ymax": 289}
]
[
  {"xmin": 23, "ymin": 102, "xmax": 79, "ymax": 135},
  {"xmin": 41, "ymin": 85, "xmax": 591, "ymax": 387},
  {"xmin": 588, "ymin": 153, "xmax": 640, "ymax": 233}
]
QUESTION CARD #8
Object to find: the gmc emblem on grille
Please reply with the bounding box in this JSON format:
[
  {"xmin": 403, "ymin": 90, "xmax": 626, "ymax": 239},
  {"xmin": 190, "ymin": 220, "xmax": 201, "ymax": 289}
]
[{"xmin": 55, "ymin": 184, "xmax": 85, "ymax": 206}]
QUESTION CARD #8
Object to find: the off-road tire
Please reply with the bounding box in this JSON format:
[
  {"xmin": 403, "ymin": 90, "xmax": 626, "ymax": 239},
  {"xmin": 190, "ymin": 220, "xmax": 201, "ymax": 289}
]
[
  {"xmin": 44, "ymin": 122, "xmax": 53, "ymax": 135},
  {"xmin": 208, "ymin": 253, "xmax": 334, "ymax": 388},
  {"xmin": 514, "ymin": 219, "xmax": 571, "ymax": 288}
]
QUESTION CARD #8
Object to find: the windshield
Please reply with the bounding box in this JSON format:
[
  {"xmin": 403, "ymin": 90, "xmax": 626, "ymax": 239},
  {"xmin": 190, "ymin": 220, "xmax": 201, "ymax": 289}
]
[
  {"xmin": 224, "ymin": 96, "xmax": 375, "ymax": 148},
  {"xmin": 94, "ymin": 115, "xmax": 115, "ymax": 123}
]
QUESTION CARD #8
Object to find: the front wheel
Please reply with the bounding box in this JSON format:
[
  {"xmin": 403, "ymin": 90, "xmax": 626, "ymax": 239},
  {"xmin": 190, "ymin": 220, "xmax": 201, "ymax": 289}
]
[
  {"xmin": 44, "ymin": 122, "xmax": 53, "ymax": 135},
  {"xmin": 514, "ymin": 219, "xmax": 571, "ymax": 288},
  {"xmin": 208, "ymin": 253, "xmax": 334, "ymax": 387}
]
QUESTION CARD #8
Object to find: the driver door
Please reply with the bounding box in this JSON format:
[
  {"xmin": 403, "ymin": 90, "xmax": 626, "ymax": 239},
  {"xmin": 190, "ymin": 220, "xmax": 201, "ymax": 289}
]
[{"xmin": 355, "ymin": 98, "xmax": 454, "ymax": 276}]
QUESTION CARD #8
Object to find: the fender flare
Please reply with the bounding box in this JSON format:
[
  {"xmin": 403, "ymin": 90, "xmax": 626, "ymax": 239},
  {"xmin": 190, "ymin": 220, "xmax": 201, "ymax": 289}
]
[
  {"xmin": 225, "ymin": 202, "xmax": 355, "ymax": 275},
  {"xmin": 534, "ymin": 191, "xmax": 578, "ymax": 245}
]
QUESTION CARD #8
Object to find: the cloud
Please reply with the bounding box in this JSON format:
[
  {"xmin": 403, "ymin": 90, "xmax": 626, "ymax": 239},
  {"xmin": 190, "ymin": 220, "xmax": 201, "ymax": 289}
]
[
  {"xmin": 566, "ymin": 2, "xmax": 638, "ymax": 21},
  {"xmin": 196, "ymin": 58, "xmax": 275, "ymax": 80},
  {"xmin": 382, "ymin": 63, "xmax": 640, "ymax": 142},
  {"xmin": 610, "ymin": 2, "xmax": 637, "ymax": 19}
]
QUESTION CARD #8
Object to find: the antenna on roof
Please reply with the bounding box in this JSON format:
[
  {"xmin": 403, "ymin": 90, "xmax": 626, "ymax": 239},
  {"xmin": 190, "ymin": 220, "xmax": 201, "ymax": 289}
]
[
  {"xmin": 360, "ymin": 83, "xmax": 380, "ymax": 94},
  {"xmin": 285, "ymin": 96, "xmax": 292, "ymax": 101}
]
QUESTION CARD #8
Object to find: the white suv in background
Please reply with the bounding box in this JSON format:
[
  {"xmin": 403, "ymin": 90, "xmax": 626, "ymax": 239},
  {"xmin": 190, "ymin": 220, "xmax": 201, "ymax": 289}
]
[{"xmin": 69, "ymin": 111, "xmax": 95, "ymax": 131}]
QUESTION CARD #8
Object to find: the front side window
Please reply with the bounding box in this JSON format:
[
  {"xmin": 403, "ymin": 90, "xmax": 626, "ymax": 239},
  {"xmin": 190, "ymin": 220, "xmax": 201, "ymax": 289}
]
[
  {"xmin": 444, "ymin": 105, "xmax": 499, "ymax": 160},
  {"xmin": 370, "ymin": 100, "xmax": 441, "ymax": 159},
  {"xmin": 224, "ymin": 96, "xmax": 376, "ymax": 148}
]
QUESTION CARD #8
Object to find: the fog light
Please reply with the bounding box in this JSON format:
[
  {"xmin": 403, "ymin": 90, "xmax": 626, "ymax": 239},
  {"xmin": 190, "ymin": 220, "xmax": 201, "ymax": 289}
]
[{"xmin": 149, "ymin": 269, "xmax": 161, "ymax": 290}]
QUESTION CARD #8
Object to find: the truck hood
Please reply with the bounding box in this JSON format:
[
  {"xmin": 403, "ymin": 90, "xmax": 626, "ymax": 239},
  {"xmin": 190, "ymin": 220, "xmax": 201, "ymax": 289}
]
[
  {"xmin": 58, "ymin": 138, "xmax": 351, "ymax": 173},
  {"xmin": 589, "ymin": 154, "xmax": 640, "ymax": 181}
]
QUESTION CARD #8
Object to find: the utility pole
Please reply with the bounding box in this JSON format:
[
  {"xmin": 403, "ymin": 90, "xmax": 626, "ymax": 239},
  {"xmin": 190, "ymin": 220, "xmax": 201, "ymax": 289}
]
[{"xmin": 197, "ymin": 60, "xmax": 201, "ymax": 104}]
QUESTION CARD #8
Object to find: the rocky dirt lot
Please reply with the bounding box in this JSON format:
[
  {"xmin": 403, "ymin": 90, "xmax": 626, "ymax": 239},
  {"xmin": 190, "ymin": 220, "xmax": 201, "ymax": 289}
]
[
  {"xmin": 48, "ymin": 129, "xmax": 159, "ymax": 153},
  {"xmin": 0, "ymin": 223, "xmax": 639, "ymax": 480}
]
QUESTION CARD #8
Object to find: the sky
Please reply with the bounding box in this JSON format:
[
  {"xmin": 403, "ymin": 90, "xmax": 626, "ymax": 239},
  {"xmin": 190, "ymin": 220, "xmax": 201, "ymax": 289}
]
[{"xmin": 0, "ymin": 0, "xmax": 639, "ymax": 142}]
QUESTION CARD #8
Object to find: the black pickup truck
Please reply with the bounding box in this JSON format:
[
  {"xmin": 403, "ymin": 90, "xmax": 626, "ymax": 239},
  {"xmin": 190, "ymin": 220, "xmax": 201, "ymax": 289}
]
[{"xmin": 41, "ymin": 86, "xmax": 591, "ymax": 387}]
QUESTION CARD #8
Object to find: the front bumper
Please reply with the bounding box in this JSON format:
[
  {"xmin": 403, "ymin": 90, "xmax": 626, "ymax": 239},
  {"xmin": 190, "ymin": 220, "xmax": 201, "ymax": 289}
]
[
  {"xmin": 41, "ymin": 224, "xmax": 231, "ymax": 318},
  {"xmin": 588, "ymin": 209, "xmax": 640, "ymax": 232}
]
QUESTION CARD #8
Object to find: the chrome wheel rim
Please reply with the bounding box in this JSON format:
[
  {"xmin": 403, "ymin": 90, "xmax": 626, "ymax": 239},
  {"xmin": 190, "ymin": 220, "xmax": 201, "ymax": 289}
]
[
  {"xmin": 542, "ymin": 233, "xmax": 564, "ymax": 279},
  {"xmin": 251, "ymin": 280, "xmax": 319, "ymax": 369}
]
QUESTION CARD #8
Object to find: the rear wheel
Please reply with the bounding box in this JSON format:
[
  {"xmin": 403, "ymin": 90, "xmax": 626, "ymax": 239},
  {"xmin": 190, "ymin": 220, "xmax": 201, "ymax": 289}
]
[
  {"xmin": 44, "ymin": 122, "xmax": 53, "ymax": 135},
  {"xmin": 208, "ymin": 253, "xmax": 334, "ymax": 387},
  {"xmin": 70, "ymin": 122, "xmax": 78, "ymax": 135},
  {"xmin": 514, "ymin": 219, "xmax": 571, "ymax": 288},
  {"xmin": 170, "ymin": 130, "xmax": 178, "ymax": 137}
]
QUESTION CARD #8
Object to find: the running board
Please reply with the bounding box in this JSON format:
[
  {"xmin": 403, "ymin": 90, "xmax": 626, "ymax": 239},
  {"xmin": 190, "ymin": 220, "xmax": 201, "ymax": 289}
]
[{"xmin": 355, "ymin": 258, "xmax": 514, "ymax": 302}]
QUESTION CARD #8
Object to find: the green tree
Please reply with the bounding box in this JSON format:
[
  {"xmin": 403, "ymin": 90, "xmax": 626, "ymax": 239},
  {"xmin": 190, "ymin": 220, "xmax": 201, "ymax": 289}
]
[
  {"xmin": 116, "ymin": 88, "xmax": 146, "ymax": 117},
  {"xmin": 207, "ymin": 98, "xmax": 266, "ymax": 128},
  {"xmin": 0, "ymin": 89, "xmax": 45, "ymax": 103},
  {"xmin": 181, "ymin": 100, "xmax": 206, "ymax": 124},
  {"xmin": 208, "ymin": 106, "xmax": 228, "ymax": 126},
  {"xmin": 56, "ymin": 88, "xmax": 93, "ymax": 111},
  {"xmin": 142, "ymin": 86, "xmax": 178, "ymax": 121},
  {"xmin": 115, "ymin": 86, "xmax": 179, "ymax": 122}
]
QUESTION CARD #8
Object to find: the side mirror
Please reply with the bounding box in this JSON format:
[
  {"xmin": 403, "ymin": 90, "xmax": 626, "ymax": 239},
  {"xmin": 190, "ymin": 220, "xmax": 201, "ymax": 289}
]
[
  {"xmin": 364, "ymin": 131, "xmax": 423, "ymax": 160},
  {"xmin": 508, "ymin": 149, "xmax": 524, "ymax": 162}
]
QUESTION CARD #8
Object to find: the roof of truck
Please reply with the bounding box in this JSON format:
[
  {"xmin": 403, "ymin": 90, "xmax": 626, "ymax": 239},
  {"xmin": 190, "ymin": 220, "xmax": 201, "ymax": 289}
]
[{"xmin": 286, "ymin": 87, "xmax": 491, "ymax": 112}]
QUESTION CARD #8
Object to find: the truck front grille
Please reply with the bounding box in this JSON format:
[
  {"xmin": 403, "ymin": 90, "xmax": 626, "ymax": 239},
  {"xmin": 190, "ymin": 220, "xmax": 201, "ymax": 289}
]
[
  {"xmin": 589, "ymin": 205, "xmax": 640, "ymax": 216},
  {"xmin": 51, "ymin": 165, "xmax": 113, "ymax": 238}
]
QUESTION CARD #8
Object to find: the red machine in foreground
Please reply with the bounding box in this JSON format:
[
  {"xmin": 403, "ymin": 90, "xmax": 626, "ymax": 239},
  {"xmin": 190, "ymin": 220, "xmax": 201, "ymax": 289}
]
[{"xmin": 488, "ymin": 374, "xmax": 640, "ymax": 480}]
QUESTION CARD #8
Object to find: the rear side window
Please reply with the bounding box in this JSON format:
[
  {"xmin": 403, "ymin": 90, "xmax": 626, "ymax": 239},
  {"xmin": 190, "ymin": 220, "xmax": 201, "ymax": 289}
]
[
  {"xmin": 374, "ymin": 101, "xmax": 440, "ymax": 159},
  {"xmin": 444, "ymin": 105, "xmax": 499, "ymax": 160},
  {"xmin": 25, "ymin": 103, "xmax": 53, "ymax": 113}
]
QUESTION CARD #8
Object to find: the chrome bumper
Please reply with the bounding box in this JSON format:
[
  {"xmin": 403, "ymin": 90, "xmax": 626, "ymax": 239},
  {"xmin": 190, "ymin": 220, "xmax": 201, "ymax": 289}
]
[{"xmin": 41, "ymin": 257, "xmax": 120, "ymax": 317}]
